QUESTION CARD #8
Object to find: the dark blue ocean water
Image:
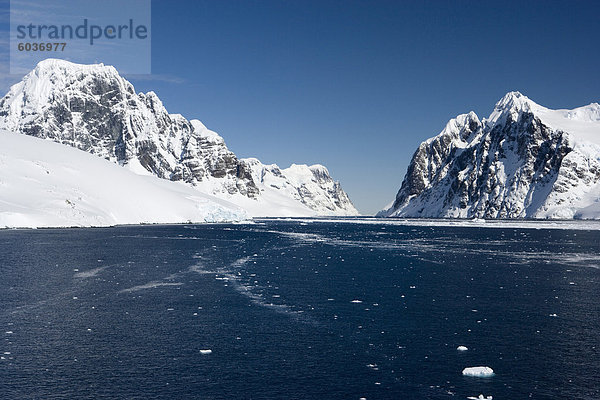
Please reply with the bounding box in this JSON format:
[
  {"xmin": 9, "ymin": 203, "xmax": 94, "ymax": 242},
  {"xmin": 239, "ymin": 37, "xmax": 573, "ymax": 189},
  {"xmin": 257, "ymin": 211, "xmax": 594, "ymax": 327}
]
[{"xmin": 0, "ymin": 220, "xmax": 599, "ymax": 399}]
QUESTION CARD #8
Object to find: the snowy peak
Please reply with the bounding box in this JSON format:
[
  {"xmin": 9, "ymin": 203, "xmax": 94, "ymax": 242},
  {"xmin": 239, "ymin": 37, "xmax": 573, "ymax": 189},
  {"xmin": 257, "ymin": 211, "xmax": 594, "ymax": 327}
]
[
  {"xmin": 563, "ymin": 102, "xmax": 600, "ymax": 123},
  {"xmin": 35, "ymin": 57, "xmax": 114, "ymax": 73},
  {"xmin": 190, "ymin": 119, "xmax": 225, "ymax": 145},
  {"xmin": 381, "ymin": 92, "xmax": 600, "ymax": 219},
  {"xmin": 434, "ymin": 111, "xmax": 481, "ymax": 146},
  {"xmin": 0, "ymin": 58, "xmax": 245, "ymax": 190},
  {"xmin": 0, "ymin": 59, "xmax": 358, "ymax": 217},
  {"xmin": 2, "ymin": 59, "xmax": 129, "ymax": 119},
  {"xmin": 486, "ymin": 91, "xmax": 543, "ymax": 127},
  {"xmin": 485, "ymin": 91, "xmax": 600, "ymax": 146},
  {"xmin": 493, "ymin": 91, "xmax": 537, "ymax": 111},
  {"xmin": 490, "ymin": 91, "xmax": 600, "ymax": 124},
  {"xmin": 307, "ymin": 164, "xmax": 333, "ymax": 182},
  {"xmin": 239, "ymin": 159, "xmax": 358, "ymax": 216}
]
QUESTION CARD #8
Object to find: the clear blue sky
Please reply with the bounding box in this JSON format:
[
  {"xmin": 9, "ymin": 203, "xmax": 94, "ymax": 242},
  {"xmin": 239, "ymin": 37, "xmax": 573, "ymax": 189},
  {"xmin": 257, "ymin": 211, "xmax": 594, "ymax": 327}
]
[{"xmin": 1, "ymin": 0, "xmax": 599, "ymax": 214}]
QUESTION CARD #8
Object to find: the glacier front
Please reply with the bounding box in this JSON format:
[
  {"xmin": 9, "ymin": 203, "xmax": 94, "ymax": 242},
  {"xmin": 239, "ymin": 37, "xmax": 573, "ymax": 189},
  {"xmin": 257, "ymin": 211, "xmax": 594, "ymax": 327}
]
[{"xmin": 0, "ymin": 130, "xmax": 249, "ymax": 228}]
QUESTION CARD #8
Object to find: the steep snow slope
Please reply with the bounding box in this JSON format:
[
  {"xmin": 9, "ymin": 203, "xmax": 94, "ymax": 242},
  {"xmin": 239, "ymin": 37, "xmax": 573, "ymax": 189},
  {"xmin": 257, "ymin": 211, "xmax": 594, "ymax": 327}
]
[
  {"xmin": 0, "ymin": 130, "xmax": 248, "ymax": 228},
  {"xmin": 0, "ymin": 59, "xmax": 358, "ymax": 217},
  {"xmin": 380, "ymin": 92, "xmax": 600, "ymax": 219}
]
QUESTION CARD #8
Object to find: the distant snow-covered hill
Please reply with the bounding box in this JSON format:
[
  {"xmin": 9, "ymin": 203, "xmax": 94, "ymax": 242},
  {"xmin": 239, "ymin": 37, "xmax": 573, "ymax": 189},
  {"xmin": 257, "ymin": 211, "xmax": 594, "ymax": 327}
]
[
  {"xmin": 0, "ymin": 59, "xmax": 358, "ymax": 217},
  {"xmin": 0, "ymin": 130, "xmax": 249, "ymax": 228},
  {"xmin": 379, "ymin": 92, "xmax": 600, "ymax": 219}
]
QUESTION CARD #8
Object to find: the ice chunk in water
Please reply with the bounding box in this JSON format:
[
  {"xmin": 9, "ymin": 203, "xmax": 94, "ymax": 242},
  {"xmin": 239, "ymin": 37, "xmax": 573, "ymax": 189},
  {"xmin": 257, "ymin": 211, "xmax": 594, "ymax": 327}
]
[
  {"xmin": 462, "ymin": 366, "xmax": 494, "ymax": 377},
  {"xmin": 457, "ymin": 345, "xmax": 468, "ymax": 351},
  {"xmin": 467, "ymin": 395, "xmax": 493, "ymax": 400},
  {"xmin": 199, "ymin": 349, "xmax": 212, "ymax": 355}
]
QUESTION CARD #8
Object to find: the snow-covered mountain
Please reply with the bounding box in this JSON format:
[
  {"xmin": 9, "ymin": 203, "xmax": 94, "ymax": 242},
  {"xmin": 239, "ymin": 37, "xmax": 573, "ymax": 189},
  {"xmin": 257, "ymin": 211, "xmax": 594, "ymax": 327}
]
[
  {"xmin": 0, "ymin": 130, "xmax": 248, "ymax": 228},
  {"xmin": 0, "ymin": 59, "xmax": 358, "ymax": 217},
  {"xmin": 379, "ymin": 92, "xmax": 600, "ymax": 219}
]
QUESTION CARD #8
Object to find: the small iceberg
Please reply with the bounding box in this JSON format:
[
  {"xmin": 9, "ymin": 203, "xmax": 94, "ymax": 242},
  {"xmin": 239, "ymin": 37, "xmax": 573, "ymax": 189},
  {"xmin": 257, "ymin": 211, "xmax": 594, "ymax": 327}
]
[
  {"xmin": 467, "ymin": 395, "xmax": 492, "ymax": 400},
  {"xmin": 462, "ymin": 366, "xmax": 494, "ymax": 377},
  {"xmin": 457, "ymin": 345, "xmax": 468, "ymax": 351},
  {"xmin": 199, "ymin": 349, "xmax": 212, "ymax": 355},
  {"xmin": 351, "ymin": 299, "xmax": 363, "ymax": 303}
]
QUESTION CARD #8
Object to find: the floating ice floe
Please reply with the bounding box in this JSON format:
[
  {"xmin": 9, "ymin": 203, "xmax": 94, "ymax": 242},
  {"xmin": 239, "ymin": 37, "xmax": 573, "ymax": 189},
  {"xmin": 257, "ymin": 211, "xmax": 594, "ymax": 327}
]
[
  {"xmin": 549, "ymin": 313, "xmax": 558, "ymax": 317},
  {"xmin": 74, "ymin": 266, "xmax": 108, "ymax": 279},
  {"xmin": 199, "ymin": 349, "xmax": 212, "ymax": 355},
  {"xmin": 462, "ymin": 366, "xmax": 494, "ymax": 377},
  {"xmin": 467, "ymin": 395, "xmax": 492, "ymax": 400},
  {"xmin": 457, "ymin": 345, "xmax": 468, "ymax": 351},
  {"xmin": 119, "ymin": 281, "xmax": 183, "ymax": 293},
  {"xmin": 351, "ymin": 299, "xmax": 363, "ymax": 303}
]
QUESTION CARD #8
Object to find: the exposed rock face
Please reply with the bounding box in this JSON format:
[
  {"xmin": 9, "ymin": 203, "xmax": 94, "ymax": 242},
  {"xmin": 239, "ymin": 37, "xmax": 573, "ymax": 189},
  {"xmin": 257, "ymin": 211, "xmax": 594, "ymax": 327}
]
[
  {"xmin": 379, "ymin": 92, "xmax": 600, "ymax": 219},
  {"xmin": 0, "ymin": 59, "xmax": 358, "ymax": 216},
  {"xmin": 0, "ymin": 59, "xmax": 259, "ymax": 198},
  {"xmin": 242, "ymin": 159, "xmax": 356, "ymax": 214}
]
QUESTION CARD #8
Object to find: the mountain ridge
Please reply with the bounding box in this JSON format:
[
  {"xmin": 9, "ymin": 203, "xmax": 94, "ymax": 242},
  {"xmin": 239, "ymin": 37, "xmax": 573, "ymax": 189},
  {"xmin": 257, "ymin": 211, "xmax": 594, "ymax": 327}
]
[
  {"xmin": 0, "ymin": 59, "xmax": 358, "ymax": 217},
  {"xmin": 379, "ymin": 91, "xmax": 600, "ymax": 219}
]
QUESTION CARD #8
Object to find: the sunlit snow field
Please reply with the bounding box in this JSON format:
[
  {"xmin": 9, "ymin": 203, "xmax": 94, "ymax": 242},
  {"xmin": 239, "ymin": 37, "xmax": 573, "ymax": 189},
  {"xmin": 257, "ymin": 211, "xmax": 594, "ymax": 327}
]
[{"xmin": 0, "ymin": 219, "xmax": 599, "ymax": 399}]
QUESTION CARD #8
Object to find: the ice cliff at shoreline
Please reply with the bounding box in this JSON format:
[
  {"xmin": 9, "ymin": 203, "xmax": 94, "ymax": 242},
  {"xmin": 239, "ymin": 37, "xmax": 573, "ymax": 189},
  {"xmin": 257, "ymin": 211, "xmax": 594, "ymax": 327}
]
[{"xmin": 0, "ymin": 130, "xmax": 248, "ymax": 228}]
